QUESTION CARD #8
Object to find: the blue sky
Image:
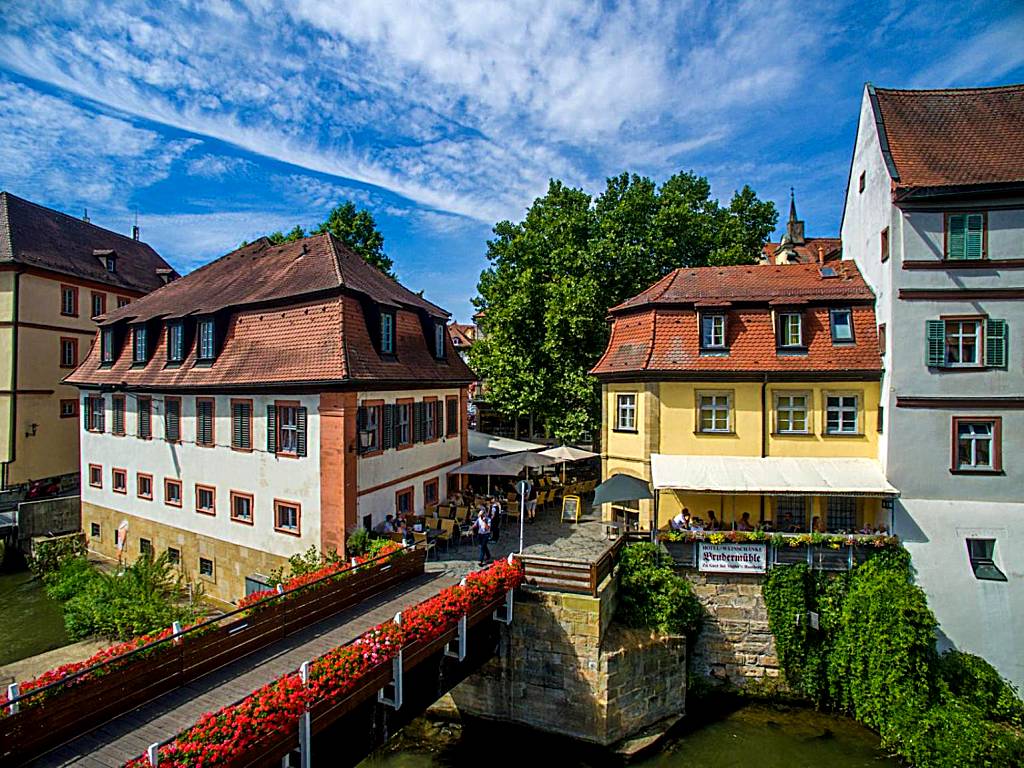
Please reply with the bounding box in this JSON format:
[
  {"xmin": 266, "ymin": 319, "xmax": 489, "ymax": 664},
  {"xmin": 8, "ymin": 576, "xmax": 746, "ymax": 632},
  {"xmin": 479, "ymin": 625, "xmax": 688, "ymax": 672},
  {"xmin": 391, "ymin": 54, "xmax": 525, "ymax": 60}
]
[{"xmin": 1, "ymin": 1, "xmax": 1023, "ymax": 322}]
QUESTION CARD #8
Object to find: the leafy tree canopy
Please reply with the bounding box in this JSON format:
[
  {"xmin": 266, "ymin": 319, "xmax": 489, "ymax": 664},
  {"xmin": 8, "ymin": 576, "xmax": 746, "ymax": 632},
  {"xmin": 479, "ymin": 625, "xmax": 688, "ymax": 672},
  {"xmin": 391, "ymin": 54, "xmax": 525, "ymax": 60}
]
[
  {"xmin": 469, "ymin": 171, "xmax": 777, "ymax": 441},
  {"xmin": 254, "ymin": 201, "xmax": 395, "ymax": 277}
]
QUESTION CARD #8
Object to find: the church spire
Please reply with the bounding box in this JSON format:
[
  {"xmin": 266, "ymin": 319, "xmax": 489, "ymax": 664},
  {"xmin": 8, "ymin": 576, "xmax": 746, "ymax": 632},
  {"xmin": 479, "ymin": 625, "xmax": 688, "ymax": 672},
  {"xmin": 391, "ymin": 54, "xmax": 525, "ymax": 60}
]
[
  {"xmin": 788, "ymin": 187, "xmax": 797, "ymax": 224},
  {"xmin": 785, "ymin": 187, "xmax": 805, "ymax": 246}
]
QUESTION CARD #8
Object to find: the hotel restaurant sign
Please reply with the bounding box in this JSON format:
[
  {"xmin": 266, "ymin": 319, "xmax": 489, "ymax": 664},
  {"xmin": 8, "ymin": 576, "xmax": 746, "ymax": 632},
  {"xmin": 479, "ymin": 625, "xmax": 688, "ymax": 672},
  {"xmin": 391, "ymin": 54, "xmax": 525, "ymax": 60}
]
[{"xmin": 698, "ymin": 542, "xmax": 767, "ymax": 574}]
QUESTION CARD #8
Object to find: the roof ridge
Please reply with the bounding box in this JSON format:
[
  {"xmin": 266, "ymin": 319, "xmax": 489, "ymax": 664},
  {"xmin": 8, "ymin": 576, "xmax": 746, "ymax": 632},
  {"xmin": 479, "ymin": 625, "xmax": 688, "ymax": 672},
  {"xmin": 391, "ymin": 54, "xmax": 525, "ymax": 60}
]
[
  {"xmin": 0, "ymin": 190, "xmax": 153, "ymax": 248},
  {"xmin": 323, "ymin": 231, "xmax": 345, "ymax": 287},
  {"xmin": 874, "ymin": 83, "xmax": 1024, "ymax": 95}
]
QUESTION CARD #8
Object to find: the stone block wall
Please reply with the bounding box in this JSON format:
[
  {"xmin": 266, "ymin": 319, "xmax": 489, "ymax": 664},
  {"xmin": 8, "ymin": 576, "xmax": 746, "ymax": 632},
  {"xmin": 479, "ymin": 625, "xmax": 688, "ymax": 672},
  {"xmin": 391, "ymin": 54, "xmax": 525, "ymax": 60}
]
[{"xmin": 684, "ymin": 571, "xmax": 782, "ymax": 689}]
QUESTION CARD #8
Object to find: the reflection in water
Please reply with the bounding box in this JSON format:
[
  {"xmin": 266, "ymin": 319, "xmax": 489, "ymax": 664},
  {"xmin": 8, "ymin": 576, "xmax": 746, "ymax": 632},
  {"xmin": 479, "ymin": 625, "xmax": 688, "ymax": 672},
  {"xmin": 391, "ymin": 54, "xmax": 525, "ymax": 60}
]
[
  {"xmin": 0, "ymin": 569, "xmax": 69, "ymax": 666},
  {"xmin": 361, "ymin": 704, "xmax": 897, "ymax": 768}
]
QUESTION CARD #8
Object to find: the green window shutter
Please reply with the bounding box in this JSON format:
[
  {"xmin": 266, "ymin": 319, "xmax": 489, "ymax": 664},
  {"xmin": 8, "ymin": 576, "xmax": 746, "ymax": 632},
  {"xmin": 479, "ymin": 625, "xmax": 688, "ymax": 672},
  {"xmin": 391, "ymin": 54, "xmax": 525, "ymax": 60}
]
[
  {"xmin": 139, "ymin": 400, "xmax": 151, "ymax": 439},
  {"xmin": 966, "ymin": 214, "xmax": 984, "ymax": 259},
  {"xmin": 83, "ymin": 397, "xmax": 90, "ymax": 430},
  {"xmin": 926, "ymin": 320, "xmax": 946, "ymax": 367},
  {"xmin": 356, "ymin": 407, "xmax": 367, "ymax": 454},
  {"xmin": 947, "ymin": 215, "xmax": 966, "ymax": 259},
  {"xmin": 296, "ymin": 407, "xmax": 307, "ymax": 457},
  {"xmin": 382, "ymin": 404, "xmax": 395, "ymax": 450},
  {"xmin": 266, "ymin": 404, "xmax": 277, "ymax": 453},
  {"xmin": 986, "ymin": 319, "xmax": 1007, "ymax": 368},
  {"xmin": 413, "ymin": 402, "xmax": 424, "ymax": 443}
]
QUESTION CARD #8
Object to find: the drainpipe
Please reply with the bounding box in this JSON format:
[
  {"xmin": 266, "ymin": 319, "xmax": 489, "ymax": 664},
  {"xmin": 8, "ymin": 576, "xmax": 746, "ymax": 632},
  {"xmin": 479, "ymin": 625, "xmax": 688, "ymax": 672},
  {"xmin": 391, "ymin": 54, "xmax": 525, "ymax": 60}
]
[{"xmin": 760, "ymin": 374, "xmax": 768, "ymax": 523}]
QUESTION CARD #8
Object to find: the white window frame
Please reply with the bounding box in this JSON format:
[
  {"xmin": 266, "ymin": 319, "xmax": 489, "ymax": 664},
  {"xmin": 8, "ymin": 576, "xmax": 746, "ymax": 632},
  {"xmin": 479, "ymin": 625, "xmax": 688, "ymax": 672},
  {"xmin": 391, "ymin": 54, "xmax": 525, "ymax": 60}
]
[
  {"xmin": 701, "ymin": 314, "xmax": 726, "ymax": 349},
  {"xmin": 775, "ymin": 392, "xmax": 810, "ymax": 434},
  {"xmin": 381, "ymin": 312, "xmax": 395, "ymax": 355},
  {"xmin": 434, "ymin": 323, "xmax": 445, "ymax": 358},
  {"xmin": 616, "ymin": 393, "xmax": 637, "ymax": 432},
  {"xmin": 424, "ymin": 400, "xmax": 436, "ymax": 440},
  {"xmin": 396, "ymin": 402, "xmax": 411, "ymax": 445},
  {"xmin": 698, "ymin": 392, "xmax": 731, "ymax": 433},
  {"xmin": 101, "ymin": 328, "xmax": 115, "ymax": 363},
  {"xmin": 167, "ymin": 322, "xmax": 184, "ymax": 362},
  {"xmin": 956, "ymin": 421, "xmax": 994, "ymax": 470},
  {"xmin": 825, "ymin": 393, "xmax": 860, "ymax": 435},
  {"xmin": 779, "ymin": 312, "xmax": 803, "ymax": 347},
  {"xmin": 944, "ymin": 319, "xmax": 982, "ymax": 367},
  {"xmin": 61, "ymin": 286, "xmax": 76, "ymax": 316},
  {"xmin": 830, "ymin": 308, "xmax": 853, "ymax": 343},
  {"xmin": 278, "ymin": 405, "xmax": 299, "ymax": 454},
  {"xmin": 198, "ymin": 319, "xmax": 215, "ymax": 360},
  {"xmin": 132, "ymin": 326, "xmax": 147, "ymax": 363}
]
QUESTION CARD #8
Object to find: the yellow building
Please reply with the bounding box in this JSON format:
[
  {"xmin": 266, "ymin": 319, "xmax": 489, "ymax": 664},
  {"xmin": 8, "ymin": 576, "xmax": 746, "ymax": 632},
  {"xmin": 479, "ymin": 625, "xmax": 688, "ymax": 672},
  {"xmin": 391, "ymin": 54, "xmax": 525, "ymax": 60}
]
[
  {"xmin": 592, "ymin": 261, "xmax": 896, "ymax": 533},
  {"xmin": 0, "ymin": 193, "xmax": 176, "ymax": 488}
]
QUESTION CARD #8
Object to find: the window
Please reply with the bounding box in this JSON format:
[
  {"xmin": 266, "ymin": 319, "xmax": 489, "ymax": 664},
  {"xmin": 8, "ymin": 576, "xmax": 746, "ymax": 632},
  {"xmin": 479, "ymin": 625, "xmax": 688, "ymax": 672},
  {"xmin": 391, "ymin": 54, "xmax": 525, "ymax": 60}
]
[
  {"xmin": 944, "ymin": 319, "xmax": 981, "ymax": 366},
  {"xmin": 88, "ymin": 463, "xmax": 102, "ymax": 488},
  {"xmin": 137, "ymin": 396, "xmax": 152, "ymax": 439},
  {"xmin": 776, "ymin": 497, "xmax": 808, "ymax": 531},
  {"xmin": 90, "ymin": 522, "xmax": 100, "ymax": 539},
  {"xmin": 878, "ymin": 324, "xmax": 886, "ymax": 357},
  {"xmin": 395, "ymin": 400, "xmax": 412, "ymax": 447},
  {"xmin": 197, "ymin": 318, "xmax": 216, "ymax": 360},
  {"xmin": 117, "ymin": 296, "xmax": 131, "ymax": 308},
  {"xmin": 101, "ymin": 328, "xmax": 115, "ymax": 363},
  {"xmin": 434, "ymin": 322, "xmax": 446, "ymax": 358},
  {"xmin": 167, "ymin": 547, "xmax": 180, "ymax": 566},
  {"xmin": 825, "ymin": 394, "xmax": 859, "ymax": 435},
  {"xmin": 880, "ymin": 227, "xmax": 889, "ymax": 263},
  {"xmin": 423, "ymin": 398, "xmax": 437, "ymax": 441},
  {"xmin": 927, "ymin": 318, "xmax": 1006, "ymax": 369},
  {"xmin": 858, "ymin": 171, "xmax": 865, "ymax": 193},
  {"xmin": 953, "ymin": 417, "xmax": 1001, "ymax": 472},
  {"xmin": 140, "ymin": 538, "xmax": 153, "ymax": 558},
  {"xmin": 357, "ymin": 402, "xmax": 382, "ymax": 454},
  {"xmin": 966, "ymin": 539, "xmax": 1007, "ymax": 581},
  {"xmin": 60, "ymin": 284, "xmax": 78, "ymax": 317},
  {"xmin": 199, "ymin": 557, "xmax": 214, "ymax": 578},
  {"xmin": 91, "ymin": 292, "xmax": 106, "ymax": 318},
  {"xmin": 112, "ymin": 468, "xmax": 127, "ymax": 494},
  {"xmin": 164, "ymin": 397, "xmax": 181, "ymax": 442},
  {"xmin": 60, "ymin": 399, "xmax": 78, "ymax": 418},
  {"xmin": 60, "ymin": 337, "xmax": 78, "ymax": 368},
  {"xmin": 274, "ymin": 499, "xmax": 300, "ymax": 535},
  {"xmin": 164, "ymin": 478, "xmax": 182, "ymax": 507},
  {"xmin": 778, "ymin": 313, "xmax": 803, "ymax": 347},
  {"xmin": 132, "ymin": 326, "xmax": 147, "ymax": 363},
  {"xmin": 106, "ymin": 255, "xmax": 117, "ymax": 273},
  {"xmin": 230, "ymin": 491, "xmax": 254, "ymax": 524},
  {"xmin": 701, "ymin": 314, "xmax": 726, "ymax": 349},
  {"xmin": 381, "ymin": 311, "xmax": 395, "ymax": 355},
  {"xmin": 424, "ymin": 479, "xmax": 439, "ymax": 507},
  {"xmin": 945, "ymin": 213, "xmax": 985, "ymax": 260},
  {"xmin": 616, "ymin": 393, "xmax": 637, "ymax": 431},
  {"xmin": 698, "ymin": 393, "xmax": 731, "ymax": 433},
  {"xmin": 112, "ymin": 395, "xmax": 126, "ymax": 436},
  {"xmin": 196, "ymin": 484, "xmax": 216, "ymax": 515},
  {"xmin": 137, "ymin": 473, "xmax": 153, "ymax": 500},
  {"xmin": 231, "ymin": 399, "xmax": 252, "ymax": 451},
  {"xmin": 86, "ymin": 395, "xmax": 105, "ymax": 432},
  {"xmin": 445, "ymin": 396, "xmax": 458, "ymax": 437},
  {"xmin": 830, "ymin": 309, "xmax": 853, "ymax": 343},
  {"xmin": 775, "ymin": 393, "xmax": 809, "ymax": 434},
  {"xmin": 196, "ymin": 398, "xmax": 215, "ymax": 446},
  {"xmin": 827, "ymin": 497, "xmax": 857, "ymax": 532},
  {"xmin": 395, "ymin": 487, "xmax": 414, "ymax": 517},
  {"xmin": 267, "ymin": 403, "xmax": 307, "ymax": 456},
  {"xmin": 167, "ymin": 322, "xmax": 184, "ymax": 362}
]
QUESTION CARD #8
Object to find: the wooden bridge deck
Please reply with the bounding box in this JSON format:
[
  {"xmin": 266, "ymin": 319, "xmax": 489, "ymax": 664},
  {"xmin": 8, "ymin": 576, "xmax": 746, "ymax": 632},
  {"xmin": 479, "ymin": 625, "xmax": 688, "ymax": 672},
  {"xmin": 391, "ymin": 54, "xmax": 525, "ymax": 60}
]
[{"xmin": 30, "ymin": 570, "xmax": 457, "ymax": 768}]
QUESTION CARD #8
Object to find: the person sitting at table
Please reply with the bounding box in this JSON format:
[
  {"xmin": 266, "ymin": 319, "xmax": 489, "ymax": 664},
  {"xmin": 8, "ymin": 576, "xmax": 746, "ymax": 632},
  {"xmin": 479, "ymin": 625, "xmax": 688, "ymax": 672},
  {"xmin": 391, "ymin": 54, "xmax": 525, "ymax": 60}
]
[
  {"xmin": 398, "ymin": 521, "xmax": 415, "ymax": 547},
  {"xmin": 670, "ymin": 508, "xmax": 691, "ymax": 531},
  {"xmin": 381, "ymin": 515, "xmax": 396, "ymax": 534},
  {"xmin": 811, "ymin": 515, "xmax": 827, "ymax": 533},
  {"xmin": 761, "ymin": 517, "xmax": 775, "ymax": 533},
  {"xmin": 706, "ymin": 510, "xmax": 720, "ymax": 531},
  {"xmin": 736, "ymin": 512, "xmax": 753, "ymax": 531}
]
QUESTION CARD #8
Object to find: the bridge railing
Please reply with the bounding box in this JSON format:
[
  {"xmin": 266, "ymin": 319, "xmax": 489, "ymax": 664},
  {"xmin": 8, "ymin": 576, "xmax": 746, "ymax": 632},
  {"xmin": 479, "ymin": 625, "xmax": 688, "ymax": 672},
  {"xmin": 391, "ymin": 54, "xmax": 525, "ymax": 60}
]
[
  {"xmin": 0, "ymin": 543, "xmax": 427, "ymax": 764},
  {"xmin": 515, "ymin": 534, "xmax": 626, "ymax": 596}
]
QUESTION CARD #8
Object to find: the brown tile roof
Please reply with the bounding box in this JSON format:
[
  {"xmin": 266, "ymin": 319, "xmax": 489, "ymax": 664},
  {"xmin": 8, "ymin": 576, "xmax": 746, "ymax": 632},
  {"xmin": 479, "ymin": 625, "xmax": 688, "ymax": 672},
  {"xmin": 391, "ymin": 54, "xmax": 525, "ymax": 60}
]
[
  {"xmin": 100, "ymin": 232, "xmax": 447, "ymax": 325},
  {"xmin": 872, "ymin": 84, "xmax": 1024, "ymax": 191},
  {"xmin": 761, "ymin": 237, "xmax": 842, "ymax": 264},
  {"xmin": 612, "ymin": 261, "xmax": 874, "ymax": 312},
  {"xmin": 593, "ymin": 261, "xmax": 879, "ymax": 377},
  {"xmin": 448, "ymin": 322, "xmax": 475, "ymax": 348},
  {"xmin": 0, "ymin": 192, "xmax": 177, "ymax": 293}
]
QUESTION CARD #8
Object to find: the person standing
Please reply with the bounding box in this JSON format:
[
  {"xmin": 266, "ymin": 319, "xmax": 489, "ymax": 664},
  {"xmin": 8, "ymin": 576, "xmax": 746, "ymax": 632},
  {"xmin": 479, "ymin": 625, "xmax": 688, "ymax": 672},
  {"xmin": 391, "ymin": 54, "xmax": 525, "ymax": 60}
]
[
  {"xmin": 489, "ymin": 497, "xmax": 502, "ymax": 543},
  {"xmin": 472, "ymin": 509, "xmax": 492, "ymax": 565},
  {"xmin": 526, "ymin": 483, "xmax": 538, "ymax": 523}
]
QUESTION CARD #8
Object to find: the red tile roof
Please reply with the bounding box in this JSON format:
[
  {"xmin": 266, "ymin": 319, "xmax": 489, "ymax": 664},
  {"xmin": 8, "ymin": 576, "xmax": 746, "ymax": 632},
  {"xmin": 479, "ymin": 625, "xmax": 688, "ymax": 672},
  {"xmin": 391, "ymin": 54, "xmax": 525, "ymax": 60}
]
[
  {"xmin": 448, "ymin": 322, "xmax": 475, "ymax": 348},
  {"xmin": 592, "ymin": 261, "xmax": 879, "ymax": 377},
  {"xmin": 873, "ymin": 84, "xmax": 1024, "ymax": 191},
  {"xmin": 761, "ymin": 237, "xmax": 842, "ymax": 264},
  {"xmin": 0, "ymin": 192, "xmax": 176, "ymax": 293}
]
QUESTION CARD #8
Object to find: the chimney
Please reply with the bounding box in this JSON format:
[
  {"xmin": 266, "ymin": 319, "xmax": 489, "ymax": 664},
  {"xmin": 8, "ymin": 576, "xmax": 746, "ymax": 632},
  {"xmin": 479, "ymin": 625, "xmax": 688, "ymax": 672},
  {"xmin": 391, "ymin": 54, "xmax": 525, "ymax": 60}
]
[
  {"xmin": 817, "ymin": 244, "xmax": 825, "ymax": 264},
  {"xmin": 82, "ymin": 208, "xmax": 90, "ymax": 223},
  {"xmin": 132, "ymin": 225, "xmax": 140, "ymax": 241}
]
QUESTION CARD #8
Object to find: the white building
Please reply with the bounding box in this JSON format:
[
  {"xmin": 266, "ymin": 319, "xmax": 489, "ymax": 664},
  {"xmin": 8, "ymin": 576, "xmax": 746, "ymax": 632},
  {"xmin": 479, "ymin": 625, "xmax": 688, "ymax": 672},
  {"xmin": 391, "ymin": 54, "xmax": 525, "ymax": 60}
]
[
  {"xmin": 67, "ymin": 234, "xmax": 473, "ymax": 604},
  {"xmin": 841, "ymin": 83, "xmax": 1024, "ymax": 688}
]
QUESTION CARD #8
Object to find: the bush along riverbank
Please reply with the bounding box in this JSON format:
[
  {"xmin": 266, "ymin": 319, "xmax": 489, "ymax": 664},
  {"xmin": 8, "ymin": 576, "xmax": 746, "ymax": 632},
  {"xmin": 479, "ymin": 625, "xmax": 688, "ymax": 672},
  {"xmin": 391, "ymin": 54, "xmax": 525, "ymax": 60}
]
[
  {"xmin": 616, "ymin": 542, "xmax": 704, "ymax": 637},
  {"xmin": 762, "ymin": 548, "xmax": 1024, "ymax": 767}
]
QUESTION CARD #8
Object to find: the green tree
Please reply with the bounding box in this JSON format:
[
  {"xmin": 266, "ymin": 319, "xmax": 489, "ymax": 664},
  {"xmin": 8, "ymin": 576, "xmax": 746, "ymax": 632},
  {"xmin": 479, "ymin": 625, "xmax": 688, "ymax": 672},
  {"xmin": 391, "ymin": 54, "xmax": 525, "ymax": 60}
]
[
  {"xmin": 471, "ymin": 171, "xmax": 776, "ymax": 440},
  {"xmin": 253, "ymin": 202, "xmax": 395, "ymax": 277}
]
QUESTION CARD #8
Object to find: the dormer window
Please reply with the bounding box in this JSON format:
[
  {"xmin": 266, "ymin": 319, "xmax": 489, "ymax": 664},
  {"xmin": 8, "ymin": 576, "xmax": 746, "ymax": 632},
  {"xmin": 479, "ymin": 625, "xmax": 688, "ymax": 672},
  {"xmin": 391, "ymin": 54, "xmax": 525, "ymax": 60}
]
[
  {"xmin": 830, "ymin": 308, "xmax": 854, "ymax": 343},
  {"xmin": 197, "ymin": 318, "xmax": 216, "ymax": 360},
  {"xmin": 106, "ymin": 255, "xmax": 117, "ymax": 273},
  {"xmin": 167, "ymin": 321, "xmax": 184, "ymax": 363},
  {"xmin": 101, "ymin": 328, "xmax": 115, "ymax": 364},
  {"xmin": 434, "ymin": 322, "xmax": 446, "ymax": 359},
  {"xmin": 132, "ymin": 326, "xmax": 147, "ymax": 363},
  {"xmin": 778, "ymin": 312, "xmax": 803, "ymax": 348},
  {"xmin": 381, "ymin": 311, "xmax": 395, "ymax": 355},
  {"xmin": 701, "ymin": 314, "xmax": 726, "ymax": 350}
]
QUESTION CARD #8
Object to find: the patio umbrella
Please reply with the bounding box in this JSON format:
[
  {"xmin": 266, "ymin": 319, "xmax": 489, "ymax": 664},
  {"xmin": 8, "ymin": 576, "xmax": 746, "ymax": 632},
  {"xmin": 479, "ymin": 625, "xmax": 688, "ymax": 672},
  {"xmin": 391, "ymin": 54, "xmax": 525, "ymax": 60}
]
[
  {"xmin": 592, "ymin": 473, "xmax": 653, "ymax": 506},
  {"xmin": 540, "ymin": 445, "xmax": 598, "ymax": 482},
  {"xmin": 449, "ymin": 455, "xmax": 523, "ymax": 494},
  {"xmin": 500, "ymin": 451, "xmax": 559, "ymax": 472}
]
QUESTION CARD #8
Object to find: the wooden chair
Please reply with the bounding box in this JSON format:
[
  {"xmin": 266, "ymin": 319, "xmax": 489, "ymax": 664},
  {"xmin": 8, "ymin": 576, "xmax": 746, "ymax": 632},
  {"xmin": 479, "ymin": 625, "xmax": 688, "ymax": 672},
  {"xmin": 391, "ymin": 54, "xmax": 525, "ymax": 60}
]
[
  {"xmin": 456, "ymin": 506, "xmax": 470, "ymax": 523},
  {"xmin": 439, "ymin": 518, "xmax": 459, "ymax": 550},
  {"xmin": 413, "ymin": 531, "xmax": 437, "ymax": 560}
]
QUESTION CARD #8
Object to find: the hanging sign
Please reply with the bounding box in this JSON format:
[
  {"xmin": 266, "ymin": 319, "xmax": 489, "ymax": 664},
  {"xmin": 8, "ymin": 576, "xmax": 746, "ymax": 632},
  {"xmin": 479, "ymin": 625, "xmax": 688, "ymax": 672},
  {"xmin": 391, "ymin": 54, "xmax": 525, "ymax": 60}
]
[
  {"xmin": 561, "ymin": 494, "xmax": 581, "ymax": 523},
  {"xmin": 698, "ymin": 542, "xmax": 767, "ymax": 574}
]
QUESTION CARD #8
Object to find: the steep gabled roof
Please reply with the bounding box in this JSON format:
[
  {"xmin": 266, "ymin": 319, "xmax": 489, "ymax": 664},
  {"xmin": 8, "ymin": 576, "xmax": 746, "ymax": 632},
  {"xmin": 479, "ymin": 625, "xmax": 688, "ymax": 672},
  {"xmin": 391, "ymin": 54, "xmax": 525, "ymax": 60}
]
[
  {"xmin": 100, "ymin": 233, "xmax": 447, "ymax": 325},
  {"xmin": 761, "ymin": 237, "xmax": 842, "ymax": 265},
  {"xmin": 0, "ymin": 192, "xmax": 176, "ymax": 293},
  {"xmin": 871, "ymin": 84, "xmax": 1024, "ymax": 192}
]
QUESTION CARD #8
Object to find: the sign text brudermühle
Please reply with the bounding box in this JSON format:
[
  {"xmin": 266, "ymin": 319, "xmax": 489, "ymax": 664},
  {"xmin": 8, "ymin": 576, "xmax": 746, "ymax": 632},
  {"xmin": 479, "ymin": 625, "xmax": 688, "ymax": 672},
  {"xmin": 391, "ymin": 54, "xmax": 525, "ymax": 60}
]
[{"xmin": 698, "ymin": 542, "xmax": 767, "ymax": 574}]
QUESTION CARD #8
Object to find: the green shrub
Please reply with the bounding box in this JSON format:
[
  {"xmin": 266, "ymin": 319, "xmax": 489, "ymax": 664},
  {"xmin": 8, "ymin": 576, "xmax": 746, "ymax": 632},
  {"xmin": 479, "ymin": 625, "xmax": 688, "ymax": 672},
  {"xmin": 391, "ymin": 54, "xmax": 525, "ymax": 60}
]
[
  {"xmin": 938, "ymin": 650, "xmax": 1024, "ymax": 726},
  {"xmin": 29, "ymin": 533, "xmax": 86, "ymax": 575},
  {"xmin": 345, "ymin": 528, "xmax": 372, "ymax": 558},
  {"xmin": 43, "ymin": 556, "xmax": 100, "ymax": 602},
  {"xmin": 616, "ymin": 543, "xmax": 702, "ymax": 637}
]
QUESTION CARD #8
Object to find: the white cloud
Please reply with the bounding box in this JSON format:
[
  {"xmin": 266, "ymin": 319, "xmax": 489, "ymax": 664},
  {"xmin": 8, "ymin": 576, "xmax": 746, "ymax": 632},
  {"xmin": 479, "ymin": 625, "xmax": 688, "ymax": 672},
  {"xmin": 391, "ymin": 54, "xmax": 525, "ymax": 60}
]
[
  {"xmin": 185, "ymin": 154, "xmax": 253, "ymax": 179},
  {"xmin": 911, "ymin": 9, "xmax": 1024, "ymax": 87}
]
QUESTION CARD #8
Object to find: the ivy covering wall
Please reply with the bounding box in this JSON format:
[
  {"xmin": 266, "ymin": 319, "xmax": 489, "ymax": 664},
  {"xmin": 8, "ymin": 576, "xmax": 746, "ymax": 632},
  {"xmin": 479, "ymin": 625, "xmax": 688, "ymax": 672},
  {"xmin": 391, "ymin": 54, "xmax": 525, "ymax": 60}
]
[{"xmin": 763, "ymin": 549, "xmax": 1024, "ymax": 767}]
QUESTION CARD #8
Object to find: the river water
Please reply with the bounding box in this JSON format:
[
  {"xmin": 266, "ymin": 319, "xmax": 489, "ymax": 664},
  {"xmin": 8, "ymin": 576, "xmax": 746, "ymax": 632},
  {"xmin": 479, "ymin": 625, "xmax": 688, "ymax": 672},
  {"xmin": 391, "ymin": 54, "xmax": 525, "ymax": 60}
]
[
  {"xmin": 0, "ymin": 569, "xmax": 69, "ymax": 667},
  {"xmin": 361, "ymin": 703, "xmax": 898, "ymax": 768}
]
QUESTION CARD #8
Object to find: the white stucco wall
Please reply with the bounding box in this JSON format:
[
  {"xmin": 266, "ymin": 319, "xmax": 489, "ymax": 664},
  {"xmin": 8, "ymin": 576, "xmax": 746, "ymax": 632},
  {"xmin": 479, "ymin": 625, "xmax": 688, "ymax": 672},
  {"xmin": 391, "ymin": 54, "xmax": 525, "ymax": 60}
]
[{"xmin": 80, "ymin": 392, "xmax": 322, "ymax": 558}]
